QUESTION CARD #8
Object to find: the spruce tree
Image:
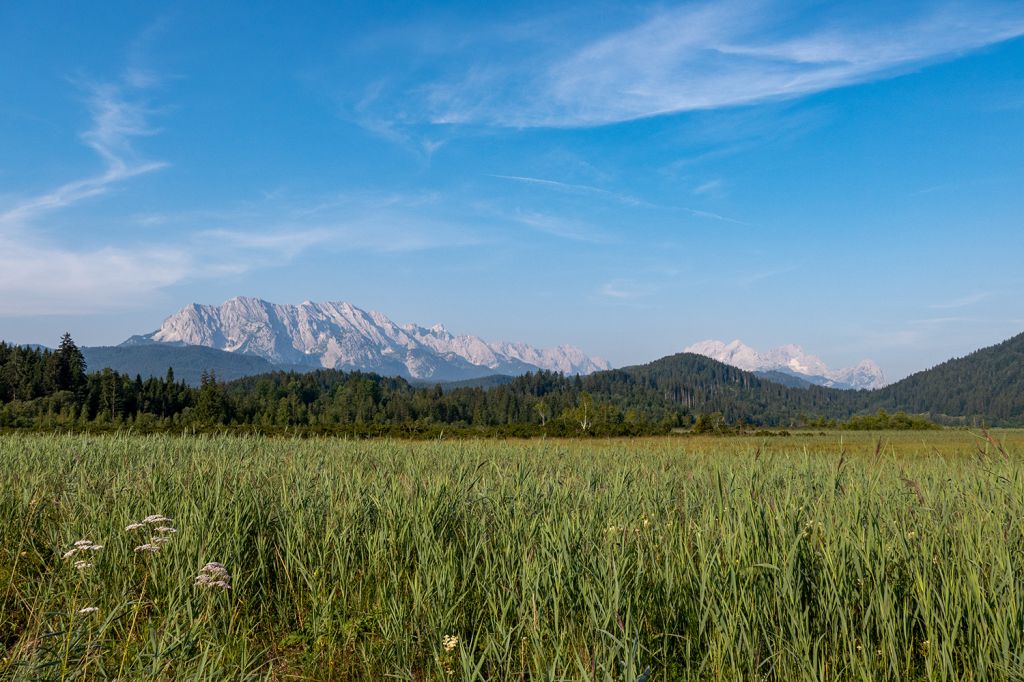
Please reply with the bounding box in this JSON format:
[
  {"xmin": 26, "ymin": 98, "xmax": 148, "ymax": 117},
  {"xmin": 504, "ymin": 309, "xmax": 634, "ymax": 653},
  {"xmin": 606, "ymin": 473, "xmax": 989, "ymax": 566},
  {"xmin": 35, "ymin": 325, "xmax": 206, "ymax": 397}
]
[{"xmin": 52, "ymin": 332, "xmax": 87, "ymax": 394}]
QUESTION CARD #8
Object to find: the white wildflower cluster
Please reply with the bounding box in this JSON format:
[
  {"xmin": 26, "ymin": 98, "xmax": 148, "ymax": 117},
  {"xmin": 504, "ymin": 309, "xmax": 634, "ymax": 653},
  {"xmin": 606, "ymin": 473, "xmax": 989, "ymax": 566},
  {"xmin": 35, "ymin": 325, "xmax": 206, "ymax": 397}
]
[
  {"xmin": 605, "ymin": 516, "xmax": 657, "ymax": 537},
  {"xmin": 802, "ymin": 520, "xmax": 825, "ymax": 539},
  {"xmin": 126, "ymin": 514, "xmax": 177, "ymax": 554},
  {"xmin": 438, "ymin": 634, "xmax": 459, "ymax": 676},
  {"xmin": 63, "ymin": 539, "xmax": 103, "ymax": 568},
  {"xmin": 195, "ymin": 562, "xmax": 231, "ymax": 591}
]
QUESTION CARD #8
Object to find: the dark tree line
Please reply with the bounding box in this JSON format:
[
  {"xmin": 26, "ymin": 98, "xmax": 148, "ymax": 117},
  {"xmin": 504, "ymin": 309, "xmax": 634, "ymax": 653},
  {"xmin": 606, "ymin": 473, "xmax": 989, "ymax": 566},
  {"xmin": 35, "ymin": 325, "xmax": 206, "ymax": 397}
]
[
  {"xmin": 0, "ymin": 334, "xmax": 86, "ymax": 401},
  {"xmin": 0, "ymin": 338, "xmax": 732, "ymax": 434},
  {"xmin": 0, "ymin": 337, "xmax": 193, "ymax": 430},
  {"xmin": 3, "ymin": 332, "xmax": 1020, "ymax": 434}
]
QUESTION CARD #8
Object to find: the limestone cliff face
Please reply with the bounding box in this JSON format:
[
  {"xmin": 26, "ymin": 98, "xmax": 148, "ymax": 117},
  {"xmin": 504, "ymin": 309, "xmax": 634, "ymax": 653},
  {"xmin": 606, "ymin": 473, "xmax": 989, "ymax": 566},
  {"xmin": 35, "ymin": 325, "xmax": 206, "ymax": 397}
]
[{"xmin": 133, "ymin": 296, "xmax": 610, "ymax": 380}]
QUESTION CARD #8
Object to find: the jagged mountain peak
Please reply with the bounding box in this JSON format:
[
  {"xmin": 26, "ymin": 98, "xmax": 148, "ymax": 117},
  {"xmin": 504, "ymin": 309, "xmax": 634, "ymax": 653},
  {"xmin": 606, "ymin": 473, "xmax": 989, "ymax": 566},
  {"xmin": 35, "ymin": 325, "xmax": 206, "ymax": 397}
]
[
  {"xmin": 684, "ymin": 339, "xmax": 886, "ymax": 390},
  {"xmin": 130, "ymin": 297, "xmax": 610, "ymax": 380}
]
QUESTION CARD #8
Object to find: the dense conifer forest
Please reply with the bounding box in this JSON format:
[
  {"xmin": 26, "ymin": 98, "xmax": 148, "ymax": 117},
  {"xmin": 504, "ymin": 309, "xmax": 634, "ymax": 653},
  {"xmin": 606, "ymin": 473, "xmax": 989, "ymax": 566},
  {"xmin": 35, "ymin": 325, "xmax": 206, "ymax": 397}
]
[{"xmin": 2, "ymin": 332, "xmax": 1022, "ymax": 434}]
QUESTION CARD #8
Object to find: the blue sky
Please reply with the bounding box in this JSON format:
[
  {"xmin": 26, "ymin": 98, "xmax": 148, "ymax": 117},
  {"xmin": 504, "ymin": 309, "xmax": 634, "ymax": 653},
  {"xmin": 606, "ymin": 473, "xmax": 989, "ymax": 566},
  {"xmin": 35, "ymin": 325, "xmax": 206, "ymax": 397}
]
[{"xmin": 1, "ymin": 1, "xmax": 1022, "ymax": 380}]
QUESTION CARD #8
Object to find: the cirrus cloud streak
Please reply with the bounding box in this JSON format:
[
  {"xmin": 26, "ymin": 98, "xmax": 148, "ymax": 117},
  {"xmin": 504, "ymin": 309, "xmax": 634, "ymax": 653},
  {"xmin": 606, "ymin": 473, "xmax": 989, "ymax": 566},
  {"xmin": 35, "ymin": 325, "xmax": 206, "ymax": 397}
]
[{"xmin": 419, "ymin": 1, "xmax": 1024, "ymax": 127}]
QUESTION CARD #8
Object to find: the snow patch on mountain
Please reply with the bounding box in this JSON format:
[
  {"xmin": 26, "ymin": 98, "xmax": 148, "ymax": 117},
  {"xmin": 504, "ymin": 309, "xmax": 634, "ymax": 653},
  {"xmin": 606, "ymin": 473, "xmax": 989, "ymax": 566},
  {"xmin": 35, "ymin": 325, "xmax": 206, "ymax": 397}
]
[
  {"xmin": 129, "ymin": 297, "xmax": 610, "ymax": 380},
  {"xmin": 684, "ymin": 339, "xmax": 886, "ymax": 390}
]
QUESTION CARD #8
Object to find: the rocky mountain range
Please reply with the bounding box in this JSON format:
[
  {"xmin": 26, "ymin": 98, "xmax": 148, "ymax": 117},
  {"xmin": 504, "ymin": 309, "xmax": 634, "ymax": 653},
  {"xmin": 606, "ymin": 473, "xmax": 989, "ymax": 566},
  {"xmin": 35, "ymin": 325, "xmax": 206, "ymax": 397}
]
[
  {"xmin": 123, "ymin": 297, "xmax": 609, "ymax": 381},
  {"xmin": 684, "ymin": 339, "xmax": 886, "ymax": 390}
]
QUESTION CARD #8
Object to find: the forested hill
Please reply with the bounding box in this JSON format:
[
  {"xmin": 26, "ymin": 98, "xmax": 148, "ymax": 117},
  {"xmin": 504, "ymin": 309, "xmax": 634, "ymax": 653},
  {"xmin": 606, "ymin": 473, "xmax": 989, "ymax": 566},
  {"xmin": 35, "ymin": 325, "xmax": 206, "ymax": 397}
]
[
  {"xmin": 82, "ymin": 345, "xmax": 287, "ymax": 385},
  {"xmin": 872, "ymin": 332, "xmax": 1024, "ymax": 423},
  {"xmin": 618, "ymin": 341, "xmax": 1024, "ymax": 426},
  {"xmin": 599, "ymin": 353, "xmax": 872, "ymax": 424},
  {"xmin": 2, "ymin": 332, "xmax": 1023, "ymax": 432},
  {"xmin": 0, "ymin": 343, "xmax": 864, "ymax": 433},
  {"xmin": 219, "ymin": 357, "xmax": 864, "ymax": 432}
]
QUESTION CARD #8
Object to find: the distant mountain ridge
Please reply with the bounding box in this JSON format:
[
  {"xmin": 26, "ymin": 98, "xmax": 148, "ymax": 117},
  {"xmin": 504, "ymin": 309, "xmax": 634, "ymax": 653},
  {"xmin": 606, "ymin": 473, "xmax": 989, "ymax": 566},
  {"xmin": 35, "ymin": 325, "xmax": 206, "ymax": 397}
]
[
  {"xmin": 125, "ymin": 296, "xmax": 609, "ymax": 381},
  {"xmin": 5, "ymin": 328, "xmax": 1023, "ymax": 428},
  {"xmin": 684, "ymin": 339, "xmax": 886, "ymax": 390},
  {"xmin": 81, "ymin": 345, "xmax": 297, "ymax": 386}
]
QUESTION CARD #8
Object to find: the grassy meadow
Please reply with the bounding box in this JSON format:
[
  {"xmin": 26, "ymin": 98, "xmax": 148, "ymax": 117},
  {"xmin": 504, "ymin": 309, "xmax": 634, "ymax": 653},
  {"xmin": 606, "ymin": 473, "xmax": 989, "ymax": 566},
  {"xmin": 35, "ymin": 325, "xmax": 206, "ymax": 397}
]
[{"xmin": 2, "ymin": 430, "xmax": 1024, "ymax": 680}]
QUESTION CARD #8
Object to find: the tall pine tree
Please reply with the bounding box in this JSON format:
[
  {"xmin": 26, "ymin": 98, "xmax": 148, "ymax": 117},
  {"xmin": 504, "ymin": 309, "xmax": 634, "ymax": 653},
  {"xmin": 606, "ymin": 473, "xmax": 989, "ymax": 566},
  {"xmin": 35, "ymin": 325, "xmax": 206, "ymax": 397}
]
[{"xmin": 51, "ymin": 332, "xmax": 87, "ymax": 394}]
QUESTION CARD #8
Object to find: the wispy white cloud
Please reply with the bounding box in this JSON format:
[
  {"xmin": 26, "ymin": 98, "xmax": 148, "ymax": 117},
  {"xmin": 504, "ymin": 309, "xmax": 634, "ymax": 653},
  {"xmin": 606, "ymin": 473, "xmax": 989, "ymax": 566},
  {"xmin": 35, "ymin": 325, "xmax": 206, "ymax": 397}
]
[
  {"xmin": 201, "ymin": 216, "xmax": 482, "ymax": 257},
  {"xmin": 928, "ymin": 291, "xmax": 994, "ymax": 309},
  {"xmin": 0, "ymin": 203, "xmax": 486, "ymax": 316},
  {"xmin": 491, "ymin": 174, "xmax": 650, "ymax": 207},
  {"xmin": 909, "ymin": 316, "xmax": 977, "ymax": 326},
  {"xmin": 199, "ymin": 227, "xmax": 336, "ymax": 259},
  {"xmin": 0, "ymin": 236, "xmax": 191, "ymax": 315},
  {"xmin": 682, "ymin": 206, "xmax": 749, "ymax": 226},
  {"xmin": 909, "ymin": 176, "xmax": 1006, "ymax": 197},
  {"xmin": 855, "ymin": 315, "xmax": 1000, "ymax": 352},
  {"xmin": 692, "ymin": 179, "xmax": 723, "ymax": 196},
  {"xmin": 661, "ymin": 105, "xmax": 833, "ymax": 178},
  {"xmin": 0, "ymin": 81, "xmax": 167, "ymax": 230},
  {"xmin": 419, "ymin": 1, "xmax": 1024, "ymax": 127},
  {"xmin": 509, "ymin": 209, "xmax": 607, "ymax": 243},
  {"xmin": 734, "ymin": 265, "xmax": 798, "ymax": 287},
  {"xmin": 0, "ymin": 59, "xmax": 381, "ymax": 314},
  {"xmin": 341, "ymin": 78, "xmax": 449, "ymax": 158},
  {"xmin": 492, "ymin": 173, "xmax": 751, "ymax": 226},
  {"xmin": 0, "ymin": 71, "xmax": 485, "ymax": 315},
  {"xmin": 599, "ymin": 278, "xmax": 656, "ymax": 300},
  {"xmin": 189, "ymin": 188, "xmax": 486, "ymax": 256},
  {"xmin": 0, "ymin": 69, "xmax": 184, "ymax": 314}
]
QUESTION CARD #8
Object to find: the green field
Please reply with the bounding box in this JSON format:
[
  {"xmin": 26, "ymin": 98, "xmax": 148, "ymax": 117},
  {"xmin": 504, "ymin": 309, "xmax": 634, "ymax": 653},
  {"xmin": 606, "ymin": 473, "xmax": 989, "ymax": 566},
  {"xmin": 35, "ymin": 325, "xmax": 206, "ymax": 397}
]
[{"xmin": 2, "ymin": 431, "xmax": 1024, "ymax": 680}]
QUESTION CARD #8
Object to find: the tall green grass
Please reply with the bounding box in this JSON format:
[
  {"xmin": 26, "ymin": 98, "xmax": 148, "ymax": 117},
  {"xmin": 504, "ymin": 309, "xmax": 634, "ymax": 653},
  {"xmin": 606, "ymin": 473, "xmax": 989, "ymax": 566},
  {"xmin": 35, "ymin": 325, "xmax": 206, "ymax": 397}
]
[{"xmin": 1, "ymin": 431, "xmax": 1023, "ymax": 680}]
